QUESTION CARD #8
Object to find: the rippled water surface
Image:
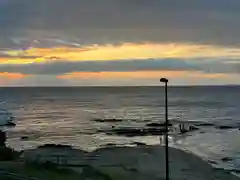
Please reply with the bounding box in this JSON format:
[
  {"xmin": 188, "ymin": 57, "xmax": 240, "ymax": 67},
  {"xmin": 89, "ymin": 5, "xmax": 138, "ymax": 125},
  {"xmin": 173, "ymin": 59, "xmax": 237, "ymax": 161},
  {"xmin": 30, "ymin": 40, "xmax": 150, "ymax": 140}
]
[{"xmin": 1, "ymin": 86, "xmax": 240, "ymax": 170}]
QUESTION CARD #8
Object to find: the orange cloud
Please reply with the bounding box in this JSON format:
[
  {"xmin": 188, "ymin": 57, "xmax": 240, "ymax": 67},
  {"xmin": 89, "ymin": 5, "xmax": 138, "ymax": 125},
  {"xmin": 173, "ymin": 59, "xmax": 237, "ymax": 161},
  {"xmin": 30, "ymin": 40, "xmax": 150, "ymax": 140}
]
[
  {"xmin": 2, "ymin": 42, "xmax": 240, "ymax": 64},
  {"xmin": 0, "ymin": 72, "xmax": 30, "ymax": 79}
]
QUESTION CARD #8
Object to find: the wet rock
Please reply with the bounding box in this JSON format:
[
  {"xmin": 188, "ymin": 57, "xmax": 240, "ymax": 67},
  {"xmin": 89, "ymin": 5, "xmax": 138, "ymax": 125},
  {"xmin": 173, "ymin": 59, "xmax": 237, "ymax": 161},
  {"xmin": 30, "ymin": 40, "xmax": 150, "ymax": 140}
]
[
  {"xmin": 189, "ymin": 125, "xmax": 199, "ymax": 131},
  {"xmin": 179, "ymin": 124, "xmax": 189, "ymax": 134},
  {"xmin": 179, "ymin": 124, "xmax": 199, "ymax": 134},
  {"xmin": 39, "ymin": 144, "xmax": 72, "ymax": 149},
  {"xmin": 179, "ymin": 129, "xmax": 188, "ymax": 134},
  {"xmin": 221, "ymin": 157, "xmax": 232, "ymax": 162},
  {"xmin": 5, "ymin": 122, "xmax": 16, "ymax": 127},
  {"xmin": 146, "ymin": 122, "xmax": 173, "ymax": 127},
  {"xmin": 218, "ymin": 126, "xmax": 234, "ymax": 130},
  {"xmin": 99, "ymin": 127, "xmax": 167, "ymax": 137},
  {"xmin": 195, "ymin": 122, "xmax": 215, "ymax": 127},
  {"xmin": 132, "ymin": 142, "xmax": 146, "ymax": 146},
  {"xmin": 93, "ymin": 118, "xmax": 123, "ymax": 123},
  {"xmin": 208, "ymin": 160, "xmax": 218, "ymax": 165},
  {"xmin": 104, "ymin": 143, "xmax": 118, "ymax": 147},
  {"xmin": 21, "ymin": 136, "xmax": 29, "ymax": 140}
]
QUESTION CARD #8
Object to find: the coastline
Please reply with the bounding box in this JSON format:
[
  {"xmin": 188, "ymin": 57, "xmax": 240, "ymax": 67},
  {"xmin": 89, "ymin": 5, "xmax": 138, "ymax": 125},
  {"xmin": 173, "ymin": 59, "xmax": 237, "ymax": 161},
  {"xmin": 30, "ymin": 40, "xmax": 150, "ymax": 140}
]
[{"xmin": 22, "ymin": 144, "xmax": 240, "ymax": 180}]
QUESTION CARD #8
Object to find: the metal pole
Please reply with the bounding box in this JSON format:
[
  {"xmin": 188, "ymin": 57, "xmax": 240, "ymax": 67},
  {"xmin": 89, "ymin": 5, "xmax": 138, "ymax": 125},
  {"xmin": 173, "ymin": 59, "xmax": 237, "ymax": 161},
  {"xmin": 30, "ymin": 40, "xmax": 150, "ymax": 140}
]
[
  {"xmin": 165, "ymin": 81, "xmax": 169, "ymax": 180},
  {"xmin": 160, "ymin": 78, "xmax": 169, "ymax": 180}
]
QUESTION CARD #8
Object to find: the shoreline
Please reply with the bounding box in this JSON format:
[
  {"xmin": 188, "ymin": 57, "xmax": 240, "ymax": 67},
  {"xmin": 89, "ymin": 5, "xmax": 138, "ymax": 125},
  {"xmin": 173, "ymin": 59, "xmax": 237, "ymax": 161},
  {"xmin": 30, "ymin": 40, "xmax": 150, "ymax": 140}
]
[
  {"xmin": 6, "ymin": 129, "xmax": 240, "ymax": 178},
  {"xmin": 22, "ymin": 144, "xmax": 240, "ymax": 180}
]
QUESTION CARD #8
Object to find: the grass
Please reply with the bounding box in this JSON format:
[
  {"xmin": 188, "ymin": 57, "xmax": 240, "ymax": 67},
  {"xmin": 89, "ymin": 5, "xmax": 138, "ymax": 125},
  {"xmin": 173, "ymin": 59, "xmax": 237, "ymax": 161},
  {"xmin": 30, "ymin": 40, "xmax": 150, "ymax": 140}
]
[
  {"xmin": 7, "ymin": 162, "xmax": 112, "ymax": 180},
  {"xmin": 0, "ymin": 177, "xmax": 19, "ymax": 180},
  {"xmin": 80, "ymin": 165, "xmax": 112, "ymax": 180},
  {"xmin": 7, "ymin": 162, "xmax": 81, "ymax": 180}
]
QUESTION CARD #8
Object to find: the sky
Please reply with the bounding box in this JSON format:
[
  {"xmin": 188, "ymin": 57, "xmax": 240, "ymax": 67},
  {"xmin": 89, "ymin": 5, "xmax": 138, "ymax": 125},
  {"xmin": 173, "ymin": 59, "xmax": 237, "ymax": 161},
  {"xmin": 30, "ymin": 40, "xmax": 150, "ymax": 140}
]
[{"xmin": 1, "ymin": 0, "xmax": 240, "ymax": 86}]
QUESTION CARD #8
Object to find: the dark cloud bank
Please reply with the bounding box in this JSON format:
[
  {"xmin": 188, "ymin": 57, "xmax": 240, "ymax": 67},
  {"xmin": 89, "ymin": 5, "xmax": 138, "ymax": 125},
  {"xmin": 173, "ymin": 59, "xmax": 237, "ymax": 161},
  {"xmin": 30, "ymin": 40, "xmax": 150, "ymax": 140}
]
[{"xmin": 1, "ymin": 0, "xmax": 240, "ymax": 47}]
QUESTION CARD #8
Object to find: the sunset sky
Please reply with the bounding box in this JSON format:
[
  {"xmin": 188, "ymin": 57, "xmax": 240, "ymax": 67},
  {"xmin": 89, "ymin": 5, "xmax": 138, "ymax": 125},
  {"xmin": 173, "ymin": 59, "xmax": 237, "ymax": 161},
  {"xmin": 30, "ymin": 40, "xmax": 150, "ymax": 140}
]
[{"xmin": 1, "ymin": 0, "xmax": 240, "ymax": 86}]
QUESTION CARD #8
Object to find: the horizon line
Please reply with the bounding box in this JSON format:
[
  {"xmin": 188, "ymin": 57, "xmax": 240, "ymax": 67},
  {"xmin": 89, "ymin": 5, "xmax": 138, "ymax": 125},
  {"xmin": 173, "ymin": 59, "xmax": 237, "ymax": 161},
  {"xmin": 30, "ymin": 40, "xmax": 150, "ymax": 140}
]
[{"xmin": 0, "ymin": 84, "xmax": 239, "ymax": 88}]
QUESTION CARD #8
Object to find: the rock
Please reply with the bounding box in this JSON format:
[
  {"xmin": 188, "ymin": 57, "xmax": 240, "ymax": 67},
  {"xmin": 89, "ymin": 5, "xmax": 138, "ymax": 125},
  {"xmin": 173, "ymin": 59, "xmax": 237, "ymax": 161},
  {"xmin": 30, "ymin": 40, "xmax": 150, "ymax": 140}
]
[
  {"xmin": 145, "ymin": 128, "xmax": 167, "ymax": 135},
  {"xmin": 99, "ymin": 127, "xmax": 167, "ymax": 137},
  {"xmin": 93, "ymin": 118, "xmax": 123, "ymax": 123},
  {"xmin": 189, "ymin": 125, "xmax": 199, "ymax": 131},
  {"xmin": 132, "ymin": 142, "xmax": 146, "ymax": 146},
  {"xmin": 178, "ymin": 124, "xmax": 199, "ymax": 134},
  {"xmin": 218, "ymin": 126, "xmax": 234, "ymax": 130},
  {"xmin": 105, "ymin": 128, "xmax": 166, "ymax": 137},
  {"xmin": 39, "ymin": 144, "xmax": 72, "ymax": 149},
  {"xmin": 146, "ymin": 122, "xmax": 173, "ymax": 127},
  {"xmin": 21, "ymin": 136, "xmax": 29, "ymax": 140},
  {"xmin": 208, "ymin": 160, "xmax": 218, "ymax": 165},
  {"xmin": 221, "ymin": 157, "xmax": 232, "ymax": 162},
  {"xmin": 5, "ymin": 122, "xmax": 16, "ymax": 127},
  {"xmin": 104, "ymin": 143, "xmax": 118, "ymax": 147},
  {"xmin": 179, "ymin": 124, "xmax": 189, "ymax": 134},
  {"xmin": 180, "ymin": 129, "xmax": 188, "ymax": 134},
  {"xmin": 196, "ymin": 122, "xmax": 215, "ymax": 127}
]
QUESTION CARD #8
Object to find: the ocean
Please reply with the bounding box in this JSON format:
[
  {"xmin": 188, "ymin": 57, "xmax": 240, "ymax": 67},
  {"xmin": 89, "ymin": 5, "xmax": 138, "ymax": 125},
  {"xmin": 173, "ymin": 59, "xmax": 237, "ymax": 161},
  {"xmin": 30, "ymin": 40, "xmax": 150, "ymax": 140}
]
[{"xmin": 1, "ymin": 86, "xmax": 240, "ymax": 171}]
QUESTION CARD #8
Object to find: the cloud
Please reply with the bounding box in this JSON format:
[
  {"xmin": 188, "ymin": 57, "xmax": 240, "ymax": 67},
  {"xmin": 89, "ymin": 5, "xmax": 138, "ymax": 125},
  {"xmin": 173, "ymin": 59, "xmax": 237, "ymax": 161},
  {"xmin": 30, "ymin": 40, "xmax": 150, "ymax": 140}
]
[
  {"xmin": 12, "ymin": 75, "xmax": 71, "ymax": 87},
  {"xmin": 0, "ymin": 59, "xmax": 200, "ymax": 75},
  {"xmin": 1, "ymin": 0, "xmax": 240, "ymax": 47},
  {"xmin": 0, "ymin": 72, "xmax": 30, "ymax": 86},
  {"xmin": 57, "ymin": 71, "xmax": 232, "ymax": 80},
  {"xmin": 0, "ymin": 58, "xmax": 238, "ymax": 76},
  {"xmin": 0, "ymin": 54, "xmax": 41, "ymax": 59},
  {"xmin": 0, "ymin": 72, "xmax": 29, "ymax": 79},
  {"xmin": 2, "ymin": 43, "xmax": 240, "ymax": 64},
  {"xmin": 0, "ymin": 0, "xmax": 240, "ymax": 85}
]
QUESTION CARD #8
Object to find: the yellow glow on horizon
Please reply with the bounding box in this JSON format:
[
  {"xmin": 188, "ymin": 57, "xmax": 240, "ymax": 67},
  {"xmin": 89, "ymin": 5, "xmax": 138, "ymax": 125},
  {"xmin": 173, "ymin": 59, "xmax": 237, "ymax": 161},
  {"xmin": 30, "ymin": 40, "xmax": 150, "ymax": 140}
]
[
  {"xmin": 57, "ymin": 71, "xmax": 233, "ymax": 80},
  {"xmin": 1, "ymin": 42, "xmax": 240, "ymax": 64}
]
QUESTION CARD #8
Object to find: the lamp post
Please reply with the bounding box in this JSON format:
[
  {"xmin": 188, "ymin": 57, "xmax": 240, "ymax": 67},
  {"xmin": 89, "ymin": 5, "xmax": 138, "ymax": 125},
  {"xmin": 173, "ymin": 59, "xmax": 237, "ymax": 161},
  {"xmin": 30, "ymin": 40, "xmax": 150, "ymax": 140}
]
[{"xmin": 160, "ymin": 78, "xmax": 169, "ymax": 180}]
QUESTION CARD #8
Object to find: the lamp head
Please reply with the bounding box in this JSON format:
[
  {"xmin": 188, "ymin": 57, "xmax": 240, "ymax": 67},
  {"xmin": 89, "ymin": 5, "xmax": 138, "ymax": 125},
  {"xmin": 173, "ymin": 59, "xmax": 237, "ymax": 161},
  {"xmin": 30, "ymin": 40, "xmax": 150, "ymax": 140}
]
[{"xmin": 160, "ymin": 78, "xmax": 168, "ymax": 83}]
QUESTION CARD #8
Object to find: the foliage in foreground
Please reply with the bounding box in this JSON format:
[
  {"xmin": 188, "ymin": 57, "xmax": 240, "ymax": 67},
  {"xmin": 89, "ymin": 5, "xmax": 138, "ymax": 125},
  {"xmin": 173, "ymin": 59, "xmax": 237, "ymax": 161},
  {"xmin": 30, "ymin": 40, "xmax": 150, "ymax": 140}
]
[
  {"xmin": 0, "ymin": 146, "xmax": 21, "ymax": 161},
  {"xmin": 9, "ymin": 161, "xmax": 112, "ymax": 180}
]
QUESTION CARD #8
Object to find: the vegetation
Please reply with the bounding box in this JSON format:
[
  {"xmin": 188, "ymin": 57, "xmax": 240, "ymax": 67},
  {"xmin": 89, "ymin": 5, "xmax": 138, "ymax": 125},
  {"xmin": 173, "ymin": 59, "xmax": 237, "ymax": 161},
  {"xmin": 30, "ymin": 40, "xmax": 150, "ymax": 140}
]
[
  {"xmin": 0, "ymin": 146, "xmax": 21, "ymax": 161},
  {"xmin": 81, "ymin": 165, "xmax": 112, "ymax": 180},
  {"xmin": 0, "ymin": 130, "xmax": 21, "ymax": 161},
  {"xmin": 8, "ymin": 162, "xmax": 112, "ymax": 180},
  {"xmin": 8, "ymin": 163, "xmax": 79, "ymax": 180},
  {"xmin": 0, "ymin": 130, "xmax": 6, "ymax": 146}
]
